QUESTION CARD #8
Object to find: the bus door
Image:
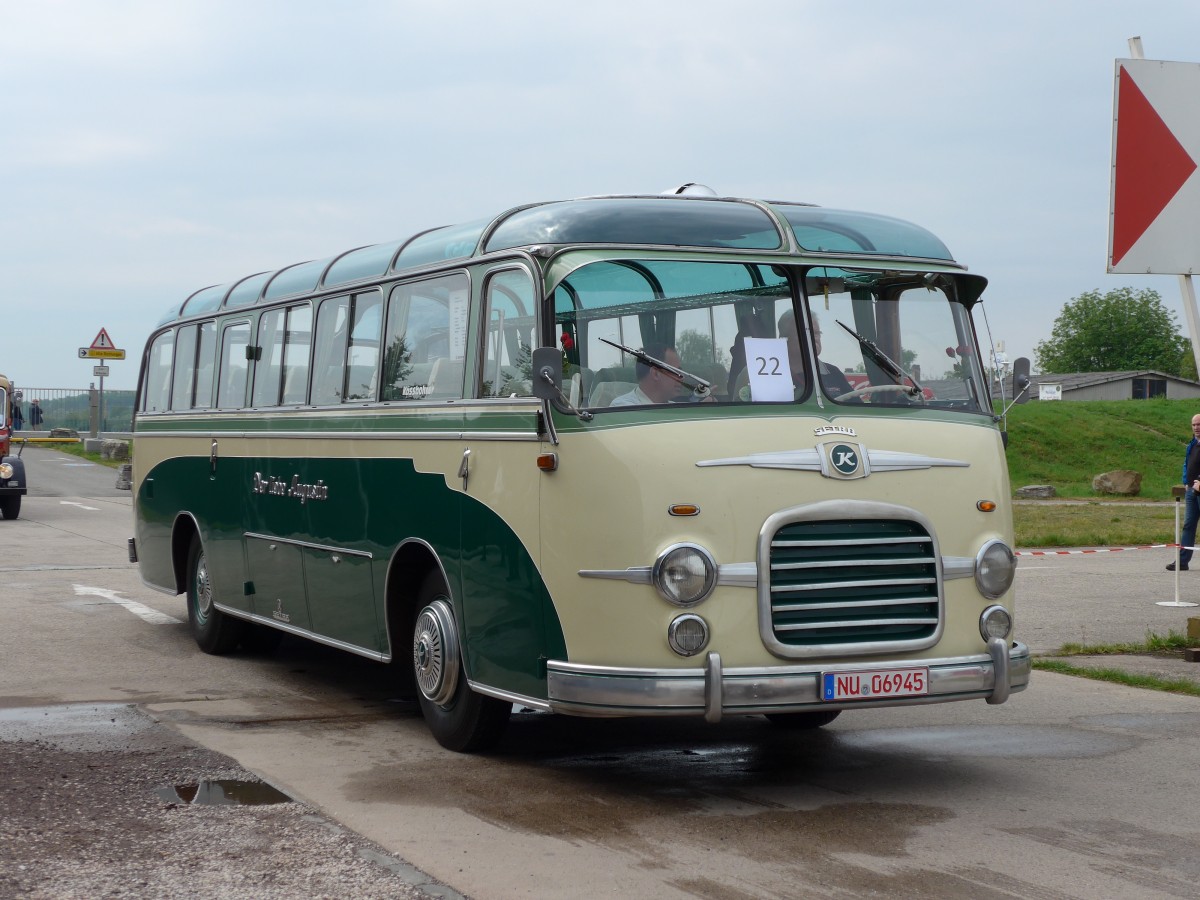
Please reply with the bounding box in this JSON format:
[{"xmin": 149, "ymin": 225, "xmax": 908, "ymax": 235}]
[{"xmin": 457, "ymin": 266, "xmax": 548, "ymax": 698}]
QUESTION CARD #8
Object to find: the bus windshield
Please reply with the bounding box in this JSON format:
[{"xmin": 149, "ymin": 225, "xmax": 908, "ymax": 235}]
[{"xmin": 552, "ymin": 260, "xmax": 989, "ymax": 413}]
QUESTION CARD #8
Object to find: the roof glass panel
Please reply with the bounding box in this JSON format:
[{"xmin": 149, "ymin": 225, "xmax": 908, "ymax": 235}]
[
  {"xmin": 264, "ymin": 259, "xmax": 328, "ymax": 301},
  {"xmin": 324, "ymin": 241, "xmax": 404, "ymax": 287},
  {"xmin": 224, "ymin": 272, "xmax": 271, "ymax": 309},
  {"xmin": 486, "ymin": 198, "xmax": 783, "ymax": 252},
  {"xmin": 393, "ymin": 218, "xmax": 489, "ymax": 271},
  {"xmin": 180, "ymin": 284, "xmax": 226, "ymax": 317},
  {"xmin": 775, "ymin": 205, "xmax": 952, "ymax": 260}
]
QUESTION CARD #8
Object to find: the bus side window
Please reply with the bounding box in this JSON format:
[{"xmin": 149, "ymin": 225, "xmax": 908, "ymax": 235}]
[
  {"xmin": 217, "ymin": 321, "xmax": 252, "ymax": 409},
  {"xmin": 382, "ymin": 273, "xmax": 468, "ymax": 401},
  {"xmin": 142, "ymin": 330, "xmax": 175, "ymax": 412},
  {"xmin": 345, "ymin": 291, "xmax": 381, "ymax": 401},
  {"xmin": 480, "ymin": 269, "xmax": 535, "ymax": 398},
  {"xmin": 311, "ymin": 297, "xmax": 349, "ymax": 405},
  {"xmin": 194, "ymin": 321, "xmax": 216, "ymax": 408},
  {"xmin": 281, "ymin": 304, "xmax": 312, "ymax": 405},
  {"xmin": 252, "ymin": 308, "xmax": 285, "ymax": 407},
  {"xmin": 171, "ymin": 325, "xmax": 199, "ymax": 411}
]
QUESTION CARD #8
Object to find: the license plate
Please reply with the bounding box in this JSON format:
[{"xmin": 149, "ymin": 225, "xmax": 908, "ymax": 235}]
[{"xmin": 822, "ymin": 667, "xmax": 929, "ymax": 701}]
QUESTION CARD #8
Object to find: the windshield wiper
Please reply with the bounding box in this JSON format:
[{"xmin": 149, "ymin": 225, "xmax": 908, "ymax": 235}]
[
  {"xmin": 834, "ymin": 320, "xmax": 924, "ymax": 399},
  {"xmin": 599, "ymin": 338, "xmax": 711, "ymax": 398}
]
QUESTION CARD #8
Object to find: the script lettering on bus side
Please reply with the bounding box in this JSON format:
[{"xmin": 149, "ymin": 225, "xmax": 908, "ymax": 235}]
[{"xmin": 252, "ymin": 472, "xmax": 329, "ymax": 504}]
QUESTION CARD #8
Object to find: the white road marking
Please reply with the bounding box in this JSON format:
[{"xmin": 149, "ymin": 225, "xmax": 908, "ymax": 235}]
[
  {"xmin": 72, "ymin": 584, "xmax": 183, "ymax": 625},
  {"xmin": 60, "ymin": 501, "xmax": 100, "ymax": 511}
]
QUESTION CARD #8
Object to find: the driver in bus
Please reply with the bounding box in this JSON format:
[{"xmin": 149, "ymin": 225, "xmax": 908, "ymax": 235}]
[
  {"xmin": 808, "ymin": 315, "xmax": 855, "ymax": 398},
  {"xmin": 610, "ymin": 343, "xmax": 689, "ymax": 406}
]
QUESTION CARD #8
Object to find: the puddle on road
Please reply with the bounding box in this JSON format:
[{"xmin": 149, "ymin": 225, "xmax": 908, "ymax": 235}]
[{"xmin": 156, "ymin": 779, "xmax": 293, "ymax": 806}]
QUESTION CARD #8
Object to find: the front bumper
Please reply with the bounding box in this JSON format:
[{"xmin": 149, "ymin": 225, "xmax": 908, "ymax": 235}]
[{"xmin": 546, "ymin": 639, "xmax": 1029, "ymax": 720}]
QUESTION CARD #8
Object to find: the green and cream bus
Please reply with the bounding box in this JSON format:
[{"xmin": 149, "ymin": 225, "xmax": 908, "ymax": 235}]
[{"xmin": 131, "ymin": 187, "xmax": 1028, "ymax": 751}]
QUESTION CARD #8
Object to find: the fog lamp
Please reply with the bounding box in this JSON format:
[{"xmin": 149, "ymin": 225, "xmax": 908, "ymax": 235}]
[
  {"xmin": 667, "ymin": 614, "xmax": 710, "ymax": 656},
  {"xmin": 979, "ymin": 604, "xmax": 1013, "ymax": 642}
]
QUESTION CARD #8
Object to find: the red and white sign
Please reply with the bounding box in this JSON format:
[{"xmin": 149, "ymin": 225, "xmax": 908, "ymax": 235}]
[
  {"xmin": 90, "ymin": 328, "xmax": 116, "ymax": 350},
  {"xmin": 1109, "ymin": 58, "xmax": 1200, "ymax": 274}
]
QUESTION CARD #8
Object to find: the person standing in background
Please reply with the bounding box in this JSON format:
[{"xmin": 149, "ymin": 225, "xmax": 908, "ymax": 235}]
[
  {"xmin": 1167, "ymin": 412, "xmax": 1200, "ymax": 571},
  {"xmin": 29, "ymin": 399, "xmax": 43, "ymax": 429}
]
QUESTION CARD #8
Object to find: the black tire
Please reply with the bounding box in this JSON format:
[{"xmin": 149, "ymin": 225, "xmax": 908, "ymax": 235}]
[
  {"xmin": 185, "ymin": 535, "xmax": 244, "ymax": 655},
  {"xmin": 764, "ymin": 710, "xmax": 841, "ymax": 729},
  {"xmin": 412, "ymin": 572, "xmax": 510, "ymax": 752},
  {"xmin": 0, "ymin": 496, "xmax": 20, "ymax": 520}
]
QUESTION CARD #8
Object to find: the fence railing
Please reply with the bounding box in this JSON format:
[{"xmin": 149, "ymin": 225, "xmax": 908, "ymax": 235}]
[{"xmin": 12, "ymin": 387, "xmax": 135, "ymax": 434}]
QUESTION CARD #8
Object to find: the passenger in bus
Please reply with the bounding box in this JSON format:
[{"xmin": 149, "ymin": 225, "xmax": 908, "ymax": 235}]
[{"xmin": 609, "ymin": 343, "xmax": 688, "ymax": 406}]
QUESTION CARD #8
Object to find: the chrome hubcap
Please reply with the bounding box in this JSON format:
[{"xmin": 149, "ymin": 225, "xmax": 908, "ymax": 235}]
[{"xmin": 413, "ymin": 599, "xmax": 460, "ymax": 706}]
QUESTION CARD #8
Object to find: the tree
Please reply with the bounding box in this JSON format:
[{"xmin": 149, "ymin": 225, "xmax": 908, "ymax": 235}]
[{"xmin": 1034, "ymin": 287, "xmax": 1191, "ymax": 375}]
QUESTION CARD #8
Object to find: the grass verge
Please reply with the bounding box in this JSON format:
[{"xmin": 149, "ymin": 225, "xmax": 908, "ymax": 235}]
[
  {"xmin": 1032, "ymin": 630, "xmax": 1200, "ymax": 697},
  {"xmin": 1014, "ymin": 501, "xmax": 1175, "ymax": 548},
  {"xmin": 25, "ymin": 439, "xmax": 127, "ymax": 469}
]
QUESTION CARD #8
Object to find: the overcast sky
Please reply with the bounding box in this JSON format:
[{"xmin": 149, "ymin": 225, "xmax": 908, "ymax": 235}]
[{"xmin": 2, "ymin": 1, "xmax": 1197, "ymax": 391}]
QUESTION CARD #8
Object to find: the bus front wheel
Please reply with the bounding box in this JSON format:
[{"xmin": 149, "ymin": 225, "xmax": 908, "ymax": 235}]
[
  {"xmin": 0, "ymin": 496, "xmax": 20, "ymax": 519},
  {"xmin": 186, "ymin": 536, "xmax": 244, "ymax": 655},
  {"xmin": 412, "ymin": 573, "xmax": 509, "ymax": 752}
]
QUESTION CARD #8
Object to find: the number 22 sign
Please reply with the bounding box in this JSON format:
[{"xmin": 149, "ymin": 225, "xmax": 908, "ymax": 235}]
[{"xmin": 743, "ymin": 338, "xmax": 794, "ymax": 401}]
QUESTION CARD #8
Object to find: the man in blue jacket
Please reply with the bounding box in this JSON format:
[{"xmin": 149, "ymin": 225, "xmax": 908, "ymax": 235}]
[{"xmin": 1167, "ymin": 413, "xmax": 1200, "ymax": 570}]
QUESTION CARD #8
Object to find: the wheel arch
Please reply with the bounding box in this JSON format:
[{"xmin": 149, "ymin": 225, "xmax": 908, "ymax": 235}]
[{"xmin": 383, "ymin": 538, "xmax": 452, "ymax": 680}]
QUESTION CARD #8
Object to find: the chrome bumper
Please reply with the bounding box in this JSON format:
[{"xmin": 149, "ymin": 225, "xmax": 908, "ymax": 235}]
[{"xmin": 546, "ymin": 639, "xmax": 1029, "ymax": 720}]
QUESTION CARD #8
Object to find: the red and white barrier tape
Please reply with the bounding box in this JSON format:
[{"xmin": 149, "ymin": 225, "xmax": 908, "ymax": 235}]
[{"xmin": 1015, "ymin": 543, "xmax": 1180, "ymax": 556}]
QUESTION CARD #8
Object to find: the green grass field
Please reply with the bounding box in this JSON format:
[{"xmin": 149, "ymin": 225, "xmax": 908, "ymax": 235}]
[{"xmin": 1004, "ymin": 398, "xmax": 1195, "ymax": 547}]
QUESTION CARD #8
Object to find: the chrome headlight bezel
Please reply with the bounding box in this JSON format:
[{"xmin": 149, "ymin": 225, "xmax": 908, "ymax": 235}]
[
  {"xmin": 975, "ymin": 539, "xmax": 1016, "ymax": 600},
  {"xmin": 651, "ymin": 543, "xmax": 717, "ymax": 607},
  {"xmin": 667, "ymin": 613, "xmax": 710, "ymax": 656},
  {"xmin": 979, "ymin": 604, "xmax": 1013, "ymax": 642}
]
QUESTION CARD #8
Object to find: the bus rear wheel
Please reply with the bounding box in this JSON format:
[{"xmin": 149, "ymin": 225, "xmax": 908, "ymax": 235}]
[
  {"xmin": 186, "ymin": 536, "xmax": 245, "ymax": 655},
  {"xmin": 0, "ymin": 496, "xmax": 20, "ymax": 519},
  {"xmin": 764, "ymin": 710, "xmax": 841, "ymax": 729},
  {"xmin": 412, "ymin": 572, "xmax": 509, "ymax": 752}
]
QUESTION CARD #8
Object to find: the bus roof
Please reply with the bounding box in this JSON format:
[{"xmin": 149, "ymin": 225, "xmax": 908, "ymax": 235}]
[{"xmin": 163, "ymin": 194, "xmax": 960, "ymax": 325}]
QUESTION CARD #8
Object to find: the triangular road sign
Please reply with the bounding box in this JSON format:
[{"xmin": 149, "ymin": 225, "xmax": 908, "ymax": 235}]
[
  {"xmin": 1111, "ymin": 65, "xmax": 1198, "ymax": 267},
  {"xmin": 89, "ymin": 328, "xmax": 115, "ymax": 350}
]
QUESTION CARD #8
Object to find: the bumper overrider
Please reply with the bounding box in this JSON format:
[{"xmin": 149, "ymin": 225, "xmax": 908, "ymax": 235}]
[{"xmin": 546, "ymin": 638, "xmax": 1030, "ymax": 721}]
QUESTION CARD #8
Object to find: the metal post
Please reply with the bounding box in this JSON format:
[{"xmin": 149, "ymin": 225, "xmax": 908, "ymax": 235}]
[
  {"xmin": 88, "ymin": 383, "xmax": 98, "ymax": 438},
  {"xmin": 1160, "ymin": 493, "xmax": 1199, "ymax": 607}
]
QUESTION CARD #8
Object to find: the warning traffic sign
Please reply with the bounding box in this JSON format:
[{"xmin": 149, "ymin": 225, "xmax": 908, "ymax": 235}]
[
  {"xmin": 78, "ymin": 327, "xmax": 125, "ymax": 360},
  {"xmin": 1109, "ymin": 58, "xmax": 1200, "ymax": 274}
]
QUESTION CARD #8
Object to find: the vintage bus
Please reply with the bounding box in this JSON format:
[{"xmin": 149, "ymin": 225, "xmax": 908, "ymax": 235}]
[
  {"xmin": 0, "ymin": 374, "xmax": 27, "ymax": 519},
  {"xmin": 131, "ymin": 188, "xmax": 1028, "ymax": 751}
]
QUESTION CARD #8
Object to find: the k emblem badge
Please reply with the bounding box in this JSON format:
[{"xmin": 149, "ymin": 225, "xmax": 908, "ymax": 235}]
[{"xmin": 820, "ymin": 441, "xmax": 867, "ymax": 479}]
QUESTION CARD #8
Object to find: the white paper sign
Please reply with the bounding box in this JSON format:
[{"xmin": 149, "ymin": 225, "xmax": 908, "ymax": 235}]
[
  {"xmin": 448, "ymin": 288, "xmax": 469, "ymax": 360},
  {"xmin": 744, "ymin": 337, "xmax": 794, "ymax": 401}
]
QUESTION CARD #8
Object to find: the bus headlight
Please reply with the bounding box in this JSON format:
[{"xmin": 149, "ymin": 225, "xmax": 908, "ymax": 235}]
[
  {"xmin": 0, "ymin": 463, "xmax": 11, "ymax": 480},
  {"xmin": 979, "ymin": 604, "xmax": 1013, "ymax": 642},
  {"xmin": 975, "ymin": 540, "xmax": 1016, "ymax": 599},
  {"xmin": 652, "ymin": 543, "xmax": 717, "ymax": 607},
  {"xmin": 667, "ymin": 614, "xmax": 710, "ymax": 656}
]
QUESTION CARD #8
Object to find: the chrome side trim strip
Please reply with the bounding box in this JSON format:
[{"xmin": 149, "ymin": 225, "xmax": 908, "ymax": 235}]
[
  {"xmin": 941, "ymin": 556, "xmax": 976, "ymax": 580},
  {"xmin": 244, "ymin": 532, "xmax": 373, "ymax": 559},
  {"xmin": 213, "ymin": 604, "xmax": 386, "ymax": 662},
  {"xmin": 578, "ymin": 561, "xmax": 759, "ymax": 588},
  {"xmin": 136, "ymin": 430, "xmax": 540, "ymax": 442},
  {"xmin": 468, "ymin": 680, "xmax": 552, "ymax": 712},
  {"xmin": 696, "ymin": 448, "xmax": 968, "ymax": 473}
]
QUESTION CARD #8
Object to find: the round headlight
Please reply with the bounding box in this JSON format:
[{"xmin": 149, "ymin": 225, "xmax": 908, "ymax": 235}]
[
  {"xmin": 652, "ymin": 544, "xmax": 717, "ymax": 607},
  {"xmin": 0, "ymin": 463, "xmax": 12, "ymax": 480},
  {"xmin": 667, "ymin": 614, "xmax": 710, "ymax": 656},
  {"xmin": 974, "ymin": 540, "xmax": 1016, "ymax": 600},
  {"xmin": 979, "ymin": 604, "xmax": 1013, "ymax": 642}
]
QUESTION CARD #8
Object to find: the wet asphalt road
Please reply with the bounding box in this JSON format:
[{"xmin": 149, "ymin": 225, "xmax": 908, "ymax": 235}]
[{"xmin": 2, "ymin": 446, "xmax": 1200, "ymax": 899}]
